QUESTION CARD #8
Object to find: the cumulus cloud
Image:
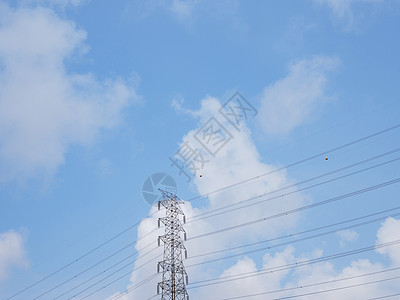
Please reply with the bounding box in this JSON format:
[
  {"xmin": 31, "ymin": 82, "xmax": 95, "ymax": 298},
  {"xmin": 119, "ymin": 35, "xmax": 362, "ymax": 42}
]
[
  {"xmin": 314, "ymin": 0, "xmax": 383, "ymax": 30},
  {"xmin": 124, "ymin": 0, "xmax": 240, "ymax": 24},
  {"xmin": 111, "ymin": 96, "xmax": 400, "ymax": 299},
  {"xmin": 20, "ymin": 0, "xmax": 87, "ymax": 7},
  {"xmin": 0, "ymin": 230, "xmax": 28, "ymax": 282},
  {"xmin": 205, "ymin": 216, "xmax": 400, "ymax": 300},
  {"xmin": 170, "ymin": 0, "xmax": 200, "ymax": 19},
  {"xmin": 337, "ymin": 229, "xmax": 359, "ymax": 246},
  {"xmin": 258, "ymin": 55, "xmax": 340, "ymax": 135},
  {"xmin": 0, "ymin": 2, "xmax": 139, "ymax": 181},
  {"xmin": 111, "ymin": 94, "xmax": 307, "ymax": 299},
  {"xmin": 376, "ymin": 217, "xmax": 400, "ymax": 266}
]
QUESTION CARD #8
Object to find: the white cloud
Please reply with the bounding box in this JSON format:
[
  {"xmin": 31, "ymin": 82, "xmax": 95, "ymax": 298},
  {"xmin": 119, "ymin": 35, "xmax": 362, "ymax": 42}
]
[
  {"xmin": 20, "ymin": 0, "xmax": 87, "ymax": 7},
  {"xmin": 112, "ymin": 94, "xmax": 307, "ymax": 299},
  {"xmin": 337, "ymin": 229, "xmax": 359, "ymax": 246},
  {"xmin": 258, "ymin": 55, "xmax": 340, "ymax": 135},
  {"xmin": 170, "ymin": 0, "xmax": 200, "ymax": 19},
  {"xmin": 314, "ymin": 0, "xmax": 383, "ymax": 30},
  {"xmin": 0, "ymin": 230, "xmax": 28, "ymax": 282},
  {"xmin": 124, "ymin": 0, "xmax": 240, "ymax": 25},
  {"xmin": 376, "ymin": 217, "xmax": 400, "ymax": 266},
  {"xmin": 0, "ymin": 2, "xmax": 139, "ymax": 181},
  {"xmin": 112, "ymin": 94, "xmax": 400, "ymax": 299}
]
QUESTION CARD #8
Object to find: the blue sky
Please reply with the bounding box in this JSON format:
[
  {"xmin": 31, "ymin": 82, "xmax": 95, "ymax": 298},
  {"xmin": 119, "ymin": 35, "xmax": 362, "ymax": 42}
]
[{"xmin": 0, "ymin": 0, "xmax": 400, "ymax": 299}]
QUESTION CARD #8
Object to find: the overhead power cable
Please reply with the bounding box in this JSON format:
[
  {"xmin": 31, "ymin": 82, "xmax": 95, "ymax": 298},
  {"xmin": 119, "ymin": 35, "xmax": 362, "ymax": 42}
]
[
  {"xmin": 51, "ymin": 246, "xmax": 160, "ymax": 300},
  {"xmin": 186, "ymin": 210, "xmax": 400, "ymax": 268},
  {"xmin": 188, "ymin": 206, "xmax": 400, "ymax": 259},
  {"xmin": 187, "ymin": 239, "xmax": 400, "ymax": 289},
  {"xmin": 187, "ymin": 123, "xmax": 400, "ymax": 202},
  {"xmin": 368, "ymin": 292, "xmax": 400, "ymax": 300},
  {"xmin": 187, "ymin": 148, "xmax": 400, "ymax": 223},
  {"xmin": 188, "ymin": 155, "xmax": 400, "ymax": 223},
  {"xmin": 274, "ymin": 275, "xmax": 400, "ymax": 299},
  {"xmin": 77, "ymin": 256, "xmax": 162, "ymax": 300},
  {"xmin": 10, "ymin": 124, "xmax": 400, "ymax": 300},
  {"xmin": 7, "ymin": 222, "xmax": 159, "ymax": 300},
  {"xmin": 111, "ymin": 273, "xmax": 160, "ymax": 300},
  {"xmin": 189, "ymin": 177, "xmax": 400, "ymax": 241},
  {"xmin": 33, "ymin": 239, "xmax": 157, "ymax": 300},
  {"xmin": 219, "ymin": 266, "xmax": 400, "ymax": 299}
]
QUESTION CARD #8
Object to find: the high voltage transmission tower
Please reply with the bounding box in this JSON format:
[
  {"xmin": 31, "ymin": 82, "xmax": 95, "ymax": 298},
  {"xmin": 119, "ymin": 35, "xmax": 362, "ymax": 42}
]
[{"xmin": 157, "ymin": 189, "xmax": 189, "ymax": 300}]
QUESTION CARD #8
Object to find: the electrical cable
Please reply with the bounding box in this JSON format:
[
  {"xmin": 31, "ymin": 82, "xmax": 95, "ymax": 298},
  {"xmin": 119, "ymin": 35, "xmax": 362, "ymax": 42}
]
[
  {"xmin": 186, "ymin": 210, "xmax": 400, "ymax": 268},
  {"xmin": 219, "ymin": 266, "xmax": 400, "ymax": 299},
  {"xmin": 189, "ymin": 149, "xmax": 400, "ymax": 222},
  {"xmin": 188, "ymin": 206, "xmax": 400, "ymax": 259},
  {"xmin": 111, "ymin": 273, "xmax": 160, "ymax": 300},
  {"xmin": 273, "ymin": 275, "xmax": 400, "ymax": 299},
  {"xmin": 33, "ymin": 238, "xmax": 157, "ymax": 299},
  {"xmin": 6, "ymin": 222, "xmax": 159, "ymax": 300},
  {"xmin": 368, "ymin": 292, "xmax": 400, "ymax": 299},
  {"xmin": 187, "ymin": 239, "xmax": 400, "ymax": 289},
  {"xmin": 51, "ymin": 246, "xmax": 160, "ymax": 300},
  {"xmin": 9, "ymin": 124, "xmax": 400, "ymax": 299},
  {"xmin": 187, "ymin": 123, "xmax": 400, "ymax": 202},
  {"xmin": 77, "ymin": 257, "xmax": 162, "ymax": 300},
  {"xmin": 189, "ymin": 177, "xmax": 400, "ymax": 241}
]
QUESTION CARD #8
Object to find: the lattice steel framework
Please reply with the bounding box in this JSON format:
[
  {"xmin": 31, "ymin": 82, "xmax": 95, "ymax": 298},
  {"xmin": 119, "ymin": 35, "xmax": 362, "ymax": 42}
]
[{"xmin": 157, "ymin": 189, "xmax": 189, "ymax": 300}]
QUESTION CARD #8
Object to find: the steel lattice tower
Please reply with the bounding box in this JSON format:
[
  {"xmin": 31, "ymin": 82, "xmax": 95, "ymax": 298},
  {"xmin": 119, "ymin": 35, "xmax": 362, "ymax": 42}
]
[{"xmin": 157, "ymin": 189, "xmax": 189, "ymax": 300}]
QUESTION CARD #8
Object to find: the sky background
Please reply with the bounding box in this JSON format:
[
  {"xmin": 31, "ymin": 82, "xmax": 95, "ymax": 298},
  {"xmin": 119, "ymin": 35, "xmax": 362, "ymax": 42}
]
[{"xmin": 0, "ymin": 0, "xmax": 400, "ymax": 299}]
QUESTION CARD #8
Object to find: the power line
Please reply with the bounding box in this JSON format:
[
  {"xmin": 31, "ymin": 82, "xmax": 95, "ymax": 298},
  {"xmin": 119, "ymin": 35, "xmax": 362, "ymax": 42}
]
[
  {"xmin": 33, "ymin": 239, "xmax": 157, "ymax": 299},
  {"xmin": 273, "ymin": 276, "xmax": 400, "ymax": 299},
  {"xmin": 187, "ymin": 148, "xmax": 400, "ymax": 223},
  {"xmin": 7, "ymin": 220, "xmax": 156, "ymax": 300},
  {"xmin": 76, "ymin": 255, "xmax": 162, "ymax": 300},
  {"xmin": 97, "ymin": 158, "xmax": 397, "ymax": 296},
  {"xmin": 188, "ymin": 177, "xmax": 400, "ymax": 241},
  {"xmin": 51, "ymin": 246, "xmax": 160, "ymax": 300},
  {"xmin": 11, "ymin": 124, "xmax": 400, "ymax": 299},
  {"xmin": 219, "ymin": 266, "xmax": 400, "ymax": 299},
  {"xmin": 187, "ymin": 239, "xmax": 400, "ymax": 289},
  {"xmin": 187, "ymin": 123, "xmax": 400, "ymax": 202},
  {"xmin": 111, "ymin": 273, "xmax": 160, "ymax": 300},
  {"xmin": 188, "ymin": 154, "xmax": 400, "ymax": 223},
  {"xmin": 188, "ymin": 206, "xmax": 400, "ymax": 259},
  {"xmin": 185, "ymin": 210, "xmax": 400, "ymax": 268},
  {"xmin": 368, "ymin": 292, "xmax": 400, "ymax": 299},
  {"xmin": 66, "ymin": 203, "xmax": 400, "ymax": 298}
]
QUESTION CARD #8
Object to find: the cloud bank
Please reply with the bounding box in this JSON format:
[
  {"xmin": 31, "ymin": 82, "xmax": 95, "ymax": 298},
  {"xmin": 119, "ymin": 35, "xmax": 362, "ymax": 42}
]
[
  {"xmin": 0, "ymin": 2, "xmax": 138, "ymax": 181},
  {"xmin": 0, "ymin": 230, "xmax": 27, "ymax": 282},
  {"xmin": 258, "ymin": 55, "xmax": 340, "ymax": 135}
]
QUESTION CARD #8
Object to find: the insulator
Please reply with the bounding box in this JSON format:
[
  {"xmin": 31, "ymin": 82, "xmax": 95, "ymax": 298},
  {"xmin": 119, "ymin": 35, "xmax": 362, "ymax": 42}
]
[
  {"xmin": 186, "ymin": 274, "xmax": 189, "ymax": 284},
  {"xmin": 183, "ymin": 215, "xmax": 186, "ymax": 223},
  {"xmin": 158, "ymin": 201, "xmax": 160, "ymax": 210},
  {"xmin": 158, "ymin": 237, "xmax": 160, "ymax": 247},
  {"xmin": 185, "ymin": 249, "xmax": 188, "ymax": 259},
  {"xmin": 184, "ymin": 232, "xmax": 187, "ymax": 241},
  {"xmin": 158, "ymin": 219, "xmax": 160, "ymax": 228}
]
